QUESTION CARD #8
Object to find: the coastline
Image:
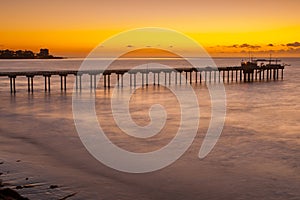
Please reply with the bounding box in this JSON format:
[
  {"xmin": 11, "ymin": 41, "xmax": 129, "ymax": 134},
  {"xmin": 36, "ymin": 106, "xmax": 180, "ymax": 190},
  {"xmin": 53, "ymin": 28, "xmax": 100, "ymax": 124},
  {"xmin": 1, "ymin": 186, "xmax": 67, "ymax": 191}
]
[{"xmin": 0, "ymin": 57, "xmax": 64, "ymax": 60}]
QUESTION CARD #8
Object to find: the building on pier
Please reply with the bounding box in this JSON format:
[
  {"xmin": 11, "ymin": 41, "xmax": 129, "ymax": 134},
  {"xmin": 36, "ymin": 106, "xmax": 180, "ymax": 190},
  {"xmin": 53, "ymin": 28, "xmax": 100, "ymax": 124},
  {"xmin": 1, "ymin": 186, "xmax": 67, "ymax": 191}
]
[{"xmin": 241, "ymin": 58, "xmax": 285, "ymax": 82}]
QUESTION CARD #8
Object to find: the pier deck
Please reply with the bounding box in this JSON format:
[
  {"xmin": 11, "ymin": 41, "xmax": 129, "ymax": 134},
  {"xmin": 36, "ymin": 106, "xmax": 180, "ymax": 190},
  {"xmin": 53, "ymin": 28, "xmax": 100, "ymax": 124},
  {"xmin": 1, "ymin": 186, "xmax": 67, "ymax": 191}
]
[{"xmin": 0, "ymin": 65, "xmax": 285, "ymax": 93}]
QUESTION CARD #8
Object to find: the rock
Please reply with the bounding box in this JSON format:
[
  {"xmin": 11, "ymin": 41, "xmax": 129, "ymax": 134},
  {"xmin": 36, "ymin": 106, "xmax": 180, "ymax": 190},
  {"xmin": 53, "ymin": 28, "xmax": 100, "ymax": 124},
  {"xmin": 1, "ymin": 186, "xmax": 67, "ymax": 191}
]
[
  {"xmin": 16, "ymin": 185, "xmax": 23, "ymax": 189},
  {"xmin": 0, "ymin": 162, "xmax": 3, "ymax": 165},
  {"xmin": 0, "ymin": 188, "xmax": 29, "ymax": 200},
  {"xmin": 58, "ymin": 192, "xmax": 77, "ymax": 200},
  {"xmin": 23, "ymin": 184, "xmax": 35, "ymax": 189},
  {"xmin": 49, "ymin": 185, "xmax": 58, "ymax": 189}
]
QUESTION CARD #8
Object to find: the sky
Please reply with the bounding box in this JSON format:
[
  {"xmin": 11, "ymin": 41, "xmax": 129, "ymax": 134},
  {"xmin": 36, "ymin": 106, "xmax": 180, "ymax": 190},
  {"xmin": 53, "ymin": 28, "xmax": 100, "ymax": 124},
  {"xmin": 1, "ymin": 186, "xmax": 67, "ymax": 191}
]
[{"xmin": 1, "ymin": 0, "xmax": 299, "ymax": 57}]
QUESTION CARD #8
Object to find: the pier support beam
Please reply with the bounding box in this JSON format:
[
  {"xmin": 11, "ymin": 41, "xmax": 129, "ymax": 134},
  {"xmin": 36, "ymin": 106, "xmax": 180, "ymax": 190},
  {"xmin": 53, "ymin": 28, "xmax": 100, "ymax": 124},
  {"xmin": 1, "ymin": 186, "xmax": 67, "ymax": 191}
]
[
  {"xmin": 259, "ymin": 70, "xmax": 262, "ymax": 81},
  {"xmin": 102, "ymin": 74, "xmax": 111, "ymax": 88},
  {"xmin": 240, "ymin": 70, "xmax": 242, "ymax": 82},
  {"xmin": 164, "ymin": 72, "xmax": 167, "ymax": 85},
  {"xmin": 94, "ymin": 74, "xmax": 97, "ymax": 89},
  {"xmin": 255, "ymin": 70, "xmax": 257, "ymax": 80},
  {"xmin": 108, "ymin": 74, "xmax": 111, "ymax": 88},
  {"xmin": 180, "ymin": 72, "xmax": 182, "ymax": 84},
  {"xmin": 214, "ymin": 71, "xmax": 217, "ymax": 83},
  {"xmin": 26, "ymin": 75, "xmax": 34, "ymax": 93},
  {"xmin": 199, "ymin": 72, "xmax": 202, "ymax": 83},
  {"xmin": 43, "ymin": 75, "xmax": 51, "ymax": 92},
  {"xmin": 146, "ymin": 72, "xmax": 149, "ymax": 86},
  {"xmin": 129, "ymin": 74, "xmax": 132, "ymax": 87},
  {"xmin": 133, "ymin": 73, "xmax": 136, "ymax": 87},
  {"xmin": 9, "ymin": 76, "xmax": 16, "ymax": 94},
  {"xmin": 89, "ymin": 74, "xmax": 97, "ymax": 90},
  {"xmin": 104, "ymin": 75, "xmax": 107, "ymax": 88},
  {"xmin": 59, "ymin": 74, "xmax": 67, "ymax": 91},
  {"xmin": 185, "ymin": 71, "xmax": 188, "ymax": 84},
  {"xmin": 227, "ymin": 70, "xmax": 230, "ymax": 83},
  {"xmin": 117, "ymin": 74, "xmax": 120, "ymax": 87},
  {"xmin": 75, "ymin": 74, "xmax": 82, "ymax": 90}
]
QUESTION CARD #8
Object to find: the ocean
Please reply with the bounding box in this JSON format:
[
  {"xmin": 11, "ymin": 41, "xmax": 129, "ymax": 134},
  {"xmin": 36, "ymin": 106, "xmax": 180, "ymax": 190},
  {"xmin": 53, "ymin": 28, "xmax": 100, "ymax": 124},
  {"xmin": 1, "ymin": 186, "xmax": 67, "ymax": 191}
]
[{"xmin": 0, "ymin": 57, "xmax": 299, "ymax": 200}]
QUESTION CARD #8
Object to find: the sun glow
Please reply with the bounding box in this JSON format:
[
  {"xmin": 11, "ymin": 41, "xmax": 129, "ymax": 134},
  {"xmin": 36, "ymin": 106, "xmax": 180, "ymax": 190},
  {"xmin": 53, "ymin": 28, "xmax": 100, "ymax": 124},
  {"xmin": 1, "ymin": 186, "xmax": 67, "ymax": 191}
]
[{"xmin": 1, "ymin": 0, "xmax": 299, "ymax": 57}]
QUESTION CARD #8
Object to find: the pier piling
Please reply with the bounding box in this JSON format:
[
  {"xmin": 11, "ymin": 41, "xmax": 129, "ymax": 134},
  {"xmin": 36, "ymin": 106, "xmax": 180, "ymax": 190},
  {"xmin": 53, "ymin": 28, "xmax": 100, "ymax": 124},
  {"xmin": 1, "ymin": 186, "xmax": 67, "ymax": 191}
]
[{"xmin": 0, "ymin": 64, "xmax": 285, "ymax": 93}]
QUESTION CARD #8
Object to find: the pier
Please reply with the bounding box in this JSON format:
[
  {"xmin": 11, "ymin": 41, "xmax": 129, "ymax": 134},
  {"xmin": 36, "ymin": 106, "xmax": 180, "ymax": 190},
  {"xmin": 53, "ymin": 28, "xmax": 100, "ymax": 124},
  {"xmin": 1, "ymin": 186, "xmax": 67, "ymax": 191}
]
[{"xmin": 0, "ymin": 65, "xmax": 285, "ymax": 93}]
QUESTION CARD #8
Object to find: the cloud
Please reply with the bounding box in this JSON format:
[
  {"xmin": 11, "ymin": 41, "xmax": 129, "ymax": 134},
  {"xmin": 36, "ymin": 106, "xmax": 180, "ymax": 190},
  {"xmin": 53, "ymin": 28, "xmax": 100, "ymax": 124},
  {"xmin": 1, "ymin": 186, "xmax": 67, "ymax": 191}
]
[
  {"xmin": 239, "ymin": 44, "xmax": 251, "ymax": 48},
  {"xmin": 239, "ymin": 43, "xmax": 261, "ymax": 49},
  {"xmin": 239, "ymin": 48, "xmax": 300, "ymax": 55},
  {"xmin": 220, "ymin": 44, "xmax": 238, "ymax": 48},
  {"xmin": 126, "ymin": 45, "xmax": 134, "ymax": 48},
  {"xmin": 286, "ymin": 42, "xmax": 300, "ymax": 47},
  {"xmin": 223, "ymin": 44, "xmax": 261, "ymax": 49},
  {"xmin": 267, "ymin": 44, "xmax": 274, "ymax": 47}
]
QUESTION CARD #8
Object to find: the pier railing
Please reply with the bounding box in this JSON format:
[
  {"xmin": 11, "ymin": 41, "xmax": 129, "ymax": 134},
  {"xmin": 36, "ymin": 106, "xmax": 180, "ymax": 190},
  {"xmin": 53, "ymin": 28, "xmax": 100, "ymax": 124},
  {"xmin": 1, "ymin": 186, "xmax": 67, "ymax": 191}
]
[{"xmin": 0, "ymin": 65, "xmax": 285, "ymax": 93}]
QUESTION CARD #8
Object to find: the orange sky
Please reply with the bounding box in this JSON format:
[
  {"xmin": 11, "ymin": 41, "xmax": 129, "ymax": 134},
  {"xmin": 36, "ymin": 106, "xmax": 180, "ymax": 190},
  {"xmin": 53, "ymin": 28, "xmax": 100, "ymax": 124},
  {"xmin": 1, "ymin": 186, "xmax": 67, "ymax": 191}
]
[{"xmin": 1, "ymin": 0, "xmax": 299, "ymax": 57}]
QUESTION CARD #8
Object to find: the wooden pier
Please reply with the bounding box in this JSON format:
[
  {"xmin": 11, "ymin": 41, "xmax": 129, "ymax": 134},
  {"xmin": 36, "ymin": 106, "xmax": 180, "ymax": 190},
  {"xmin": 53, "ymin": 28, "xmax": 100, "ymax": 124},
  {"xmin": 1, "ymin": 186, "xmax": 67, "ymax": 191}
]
[{"xmin": 0, "ymin": 65, "xmax": 285, "ymax": 93}]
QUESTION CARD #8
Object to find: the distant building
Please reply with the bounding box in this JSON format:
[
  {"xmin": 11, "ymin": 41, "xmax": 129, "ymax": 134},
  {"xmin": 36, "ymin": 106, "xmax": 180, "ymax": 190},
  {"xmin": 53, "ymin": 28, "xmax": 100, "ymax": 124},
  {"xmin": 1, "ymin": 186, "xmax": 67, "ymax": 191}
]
[
  {"xmin": 15, "ymin": 50, "xmax": 24, "ymax": 57},
  {"xmin": 23, "ymin": 50, "xmax": 34, "ymax": 58},
  {"xmin": 0, "ymin": 48, "xmax": 60, "ymax": 59},
  {"xmin": 0, "ymin": 49, "xmax": 34, "ymax": 59},
  {"xmin": 37, "ymin": 49, "xmax": 49, "ymax": 58}
]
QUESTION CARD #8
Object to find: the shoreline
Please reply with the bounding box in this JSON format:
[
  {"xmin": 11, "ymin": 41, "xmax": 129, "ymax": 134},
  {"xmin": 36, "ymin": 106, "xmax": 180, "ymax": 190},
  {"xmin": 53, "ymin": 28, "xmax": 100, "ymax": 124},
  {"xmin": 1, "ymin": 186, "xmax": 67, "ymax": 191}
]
[
  {"xmin": 0, "ymin": 160, "xmax": 29, "ymax": 200},
  {"xmin": 0, "ymin": 57, "xmax": 64, "ymax": 60},
  {"xmin": 0, "ymin": 159, "xmax": 77, "ymax": 200}
]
